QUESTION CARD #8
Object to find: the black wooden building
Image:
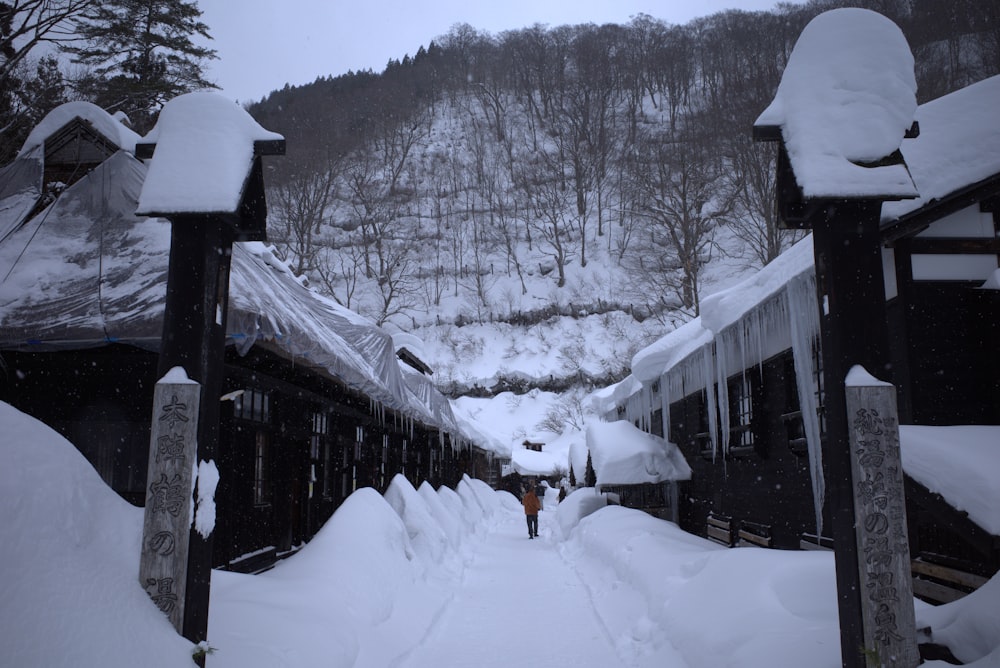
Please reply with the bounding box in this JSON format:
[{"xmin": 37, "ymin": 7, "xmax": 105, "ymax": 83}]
[
  {"xmin": 596, "ymin": 75, "xmax": 1000, "ymax": 597},
  {"xmin": 0, "ymin": 102, "xmax": 483, "ymax": 572}
]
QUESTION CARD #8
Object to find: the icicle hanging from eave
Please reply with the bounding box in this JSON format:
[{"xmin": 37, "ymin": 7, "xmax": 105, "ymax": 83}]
[
  {"xmin": 714, "ymin": 336, "xmax": 731, "ymax": 458},
  {"xmin": 703, "ymin": 343, "xmax": 720, "ymax": 461},
  {"xmin": 640, "ymin": 384, "xmax": 652, "ymax": 433},
  {"xmin": 666, "ymin": 365, "xmax": 684, "ymax": 405},
  {"xmin": 625, "ymin": 388, "xmax": 644, "ymax": 428},
  {"xmin": 660, "ymin": 373, "xmax": 671, "ymax": 440},
  {"xmin": 787, "ymin": 271, "xmax": 825, "ymax": 537}
]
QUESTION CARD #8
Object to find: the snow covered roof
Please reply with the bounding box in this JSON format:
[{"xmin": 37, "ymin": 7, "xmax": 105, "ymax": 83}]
[
  {"xmin": 899, "ymin": 425, "xmax": 1000, "ymax": 535},
  {"xmin": 0, "ymin": 104, "xmax": 462, "ymax": 436},
  {"xmin": 755, "ymin": 8, "xmax": 918, "ymax": 199},
  {"xmin": 632, "ymin": 64, "xmax": 998, "ymax": 384},
  {"xmin": 586, "ymin": 420, "xmax": 691, "ymax": 487},
  {"xmin": 698, "ymin": 235, "xmax": 814, "ymax": 335},
  {"xmin": 631, "ymin": 319, "xmax": 714, "ymax": 385},
  {"xmin": 18, "ymin": 101, "xmax": 140, "ymax": 158},
  {"xmin": 630, "ymin": 235, "xmax": 815, "ymax": 382},
  {"xmin": 882, "ymin": 75, "xmax": 1000, "ymax": 223},
  {"xmin": 510, "ymin": 447, "xmax": 563, "ymax": 477},
  {"xmin": 136, "ymin": 92, "xmax": 284, "ymax": 216},
  {"xmin": 588, "ymin": 374, "xmax": 642, "ymax": 416}
]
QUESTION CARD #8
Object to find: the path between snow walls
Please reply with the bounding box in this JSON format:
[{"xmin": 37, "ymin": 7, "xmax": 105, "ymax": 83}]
[{"xmin": 381, "ymin": 508, "xmax": 681, "ymax": 668}]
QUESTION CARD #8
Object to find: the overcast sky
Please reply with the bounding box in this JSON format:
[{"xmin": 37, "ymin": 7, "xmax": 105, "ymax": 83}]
[{"xmin": 196, "ymin": 0, "xmax": 790, "ymax": 104}]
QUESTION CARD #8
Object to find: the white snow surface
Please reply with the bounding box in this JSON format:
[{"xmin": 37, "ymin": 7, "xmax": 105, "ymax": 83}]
[
  {"xmin": 511, "ymin": 446, "xmax": 562, "ymax": 476},
  {"xmin": 755, "ymin": 8, "xmax": 918, "ymax": 199},
  {"xmin": 136, "ymin": 92, "xmax": 283, "ymax": 215},
  {"xmin": 844, "ymin": 364, "xmax": 892, "ymax": 387},
  {"xmin": 195, "ymin": 460, "xmax": 220, "ymax": 539},
  {"xmin": 18, "ymin": 101, "xmax": 141, "ymax": 157},
  {"xmin": 899, "ymin": 425, "xmax": 1000, "ymax": 535},
  {"xmin": 586, "ymin": 419, "xmax": 691, "ymax": 486},
  {"xmin": 1, "ymin": 401, "xmax": 998, "ymax": 667},
  {"xmin": 630, "ymin": 318, "xmax": 714, "ymax": 384},
  {"xmin": 882, "ymin": 75, "xmax": 1000, "ymax": 222},
  {"xmin": 699, "ymin": 234, "xmax": 814, "ymax": 336}
]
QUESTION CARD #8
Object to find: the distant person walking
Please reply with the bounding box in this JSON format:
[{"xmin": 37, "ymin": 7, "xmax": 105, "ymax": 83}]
[{"xmin": 523, "ymin": 485, "xmax": 541, "ymax": 539}]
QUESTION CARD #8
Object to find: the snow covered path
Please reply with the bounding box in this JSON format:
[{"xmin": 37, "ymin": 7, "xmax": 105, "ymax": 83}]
[{"xmin": 393, "ymin": 509, "xmax": 625, "ymax": 668}]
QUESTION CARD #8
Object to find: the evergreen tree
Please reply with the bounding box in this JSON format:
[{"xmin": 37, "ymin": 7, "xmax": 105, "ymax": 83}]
[
  {"xmin": 63, "ymin": 0, "xmax": 217, "ymax": 131},
  {"xmin": 0, "ymin": 55, "xmax": 68, "ymax": 163}
]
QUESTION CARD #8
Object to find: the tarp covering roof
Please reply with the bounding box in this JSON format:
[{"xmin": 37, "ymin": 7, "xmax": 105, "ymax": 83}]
[{"xmin": 0, "ymin": 102, "xmax": 466, "ymax": 440}]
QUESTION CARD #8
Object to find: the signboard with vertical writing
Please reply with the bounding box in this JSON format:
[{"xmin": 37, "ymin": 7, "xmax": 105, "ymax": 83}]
[
  {"xmin": 845, "ymin": 368, "xmax": 919, "ymax": 668},
  {"xmin": 139, "ymin": 370, "xmax": 201, "ymax": 634}
]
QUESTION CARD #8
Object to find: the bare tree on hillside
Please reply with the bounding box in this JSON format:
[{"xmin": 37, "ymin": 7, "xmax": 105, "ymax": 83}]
[
  {"xmin": 722, "ymin": 134, "xmax": 805, "ymax": 268},
  {"xmin": 625, "ymin": 128, "xmax": 731, "ymax": 314},
  {"xmin": 268, "ymin": 159, "xmax": 341, "ymax": 276},
  {"xmin": 372, "ymin": 237, "xmax": 420, "ymax": 326},
  {"xmin": 313, "ymin": 237, "xmax": 364, "ymax": 310},
  {"xmin": 480, "ymin": 141, "xmax": 528, "ymax": 296},
  {"xmin": 521, "ymin": 152, "xmax": 575, "ymax": 289}
]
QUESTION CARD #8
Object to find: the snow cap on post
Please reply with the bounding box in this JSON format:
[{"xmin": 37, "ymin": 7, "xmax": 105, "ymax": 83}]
[
  {"xmin": 754, "ymin": 8, "xmax": 918, "ymax": 200},
  {"xmin": 135, "ymin": 92, "xmax": 284, "ymax": 219}
]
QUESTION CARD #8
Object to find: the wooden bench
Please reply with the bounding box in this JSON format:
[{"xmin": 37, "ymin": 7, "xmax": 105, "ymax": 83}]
[
  {"xmin": 706, "ymin": 513, "xmax": 734, "ymax": 547},
  {"xmin": 737, "ymin": 520, "xmax": 772, "ymax": 548},
  {"xmin": 799, "ymin": 533, "xmax": 834, "ymax": 551},
  {"xmin": 911, "ymin": 558, "xmax": 990, "ymax": 604},
  {"xmin": 226, "ymin": 546, "xmax": 277, "ymax": 574}
]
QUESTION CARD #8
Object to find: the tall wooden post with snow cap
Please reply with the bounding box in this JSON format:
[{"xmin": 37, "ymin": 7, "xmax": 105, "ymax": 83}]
[
  {"xmin": 135, "ymin": 92, "xmax": 284, "ymax": 651},
  {"xmin": 845, "ymin": 366, "xmax": 919, "ymax": 667},
  {"xmin": 753, "ymin": 9, "xmax": 920, "ymax": 668}
]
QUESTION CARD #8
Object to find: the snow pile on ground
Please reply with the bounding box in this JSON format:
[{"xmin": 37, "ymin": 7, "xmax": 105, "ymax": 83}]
[
  {"xmin": 0, "ymin": 402, "xmax": 193, "ymax": 667},
  {"xmin": 918, "ymin": 573, "xmax": 1000, "ymax": 666},
  {"xmin": 2, "ymin": 400, "xmax": 998, "ymax": 667},
  {"xmin": 561, "ymin": 503, "xmax": 1000, "ymax": 668},
  {"xmin": 209, "ymin": 473, "xmax": 505, "ymax": 667},
  {"xmin": 553, "ymin": 487, "xmax": 609, "ymax": 539}
]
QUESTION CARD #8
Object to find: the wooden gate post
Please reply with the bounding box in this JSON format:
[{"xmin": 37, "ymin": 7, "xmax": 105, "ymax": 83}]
[
  {"xmin": 753, "ymin": 10, "xmax": 921, "ymax": 666},
  {"xmin": 134, "ymin": 92, "xmax": 284, "ymax": 654},
  {"xmin": 139, "ymin": 369, "xmax": 201, "ymax": 633},
  {"xmin": 845, "ymin": 366, "xmax": 919, "ymax": 666}
]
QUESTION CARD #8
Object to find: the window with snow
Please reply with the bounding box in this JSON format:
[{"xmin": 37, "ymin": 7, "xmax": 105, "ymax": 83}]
[
  {"xmin": 311, "ymin": 411, "xmax": 332, "ymax": 499},
  {"xmin": 728, "ymin": 373, "xmax": 754, "ymax": 451}
]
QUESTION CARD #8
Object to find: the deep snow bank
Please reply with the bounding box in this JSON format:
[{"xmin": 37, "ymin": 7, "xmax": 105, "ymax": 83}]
[{"xmin": 0, "ymin": 401, "xmax": 194, "ymax": 667}]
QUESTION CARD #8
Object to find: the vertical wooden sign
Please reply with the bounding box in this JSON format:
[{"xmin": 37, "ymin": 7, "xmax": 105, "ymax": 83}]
[
  {"xmin": 845, "ymin": 366, "xmax": 919, "ymax": 667},
  {"xmin": 139, "ymin": 367, "xmax": 201, "ymax": 634}
]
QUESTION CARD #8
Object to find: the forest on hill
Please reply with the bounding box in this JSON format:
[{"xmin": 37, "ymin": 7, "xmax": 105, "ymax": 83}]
[
  {"xmin": 6, "ymin": 0, "xmax": 993, "ymax": 401},
  {"xmin": 245, "ymin": 0, "xmax": 997, "ymax": 348}
]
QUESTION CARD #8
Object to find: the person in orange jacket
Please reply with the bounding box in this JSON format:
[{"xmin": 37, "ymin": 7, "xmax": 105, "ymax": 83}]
[{"xmin": 523, "ymin": 484, "xmax": 541, "ymax": 539}]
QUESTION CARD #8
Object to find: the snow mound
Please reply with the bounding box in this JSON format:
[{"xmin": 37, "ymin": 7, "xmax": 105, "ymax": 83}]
[
  {"xmin": 918, "ymin": 572, "xmax": 1000, "ymax": 666},
  {"xmin": 554, "ymin": 487, "xmax": 608, "ymax": 539},
  {"xmin": 418, "ymin": 480, "xmax": 464, "ymax": 549},
  {"xmin": 756, "ymin": 8, "xmax": 917, "ymax": 198},
  {"xmin": 586, "ymin": 419, "xmax": 692, "ymax": 486},
  {"xmin": 384, "ymin": 474, "xmax": 449, "ymax": 564},
  {"xmin": 0, "ymin": 401, "xmax": 193, "ymax": 667}
]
